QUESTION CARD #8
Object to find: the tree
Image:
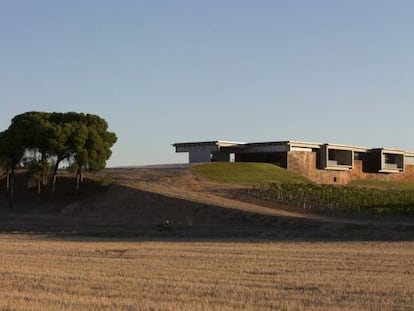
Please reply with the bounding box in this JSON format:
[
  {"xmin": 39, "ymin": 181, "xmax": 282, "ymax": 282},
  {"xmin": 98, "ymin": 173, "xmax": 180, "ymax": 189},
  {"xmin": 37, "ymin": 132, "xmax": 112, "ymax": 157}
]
[
  {"xmin": 48, "ymin": 116, "xmax": 76, "ymax": 193},
  {"xmin": 71, "ymin": 114, "xmax": 117, "ymax": 191},
  {"xmin": 11, "ymin": 111, "xmax": 53, "ymax": 188},
  {"xmin": 0, "ymin": 129, "xmax": 25, "ymax": 205},
  {"xmin": 0, "ymin": 111, "xmax": 117, "ymax": 203},
  {"xmin": 26, "ymin": 159, "xmax": 50, "ymax": 194}
]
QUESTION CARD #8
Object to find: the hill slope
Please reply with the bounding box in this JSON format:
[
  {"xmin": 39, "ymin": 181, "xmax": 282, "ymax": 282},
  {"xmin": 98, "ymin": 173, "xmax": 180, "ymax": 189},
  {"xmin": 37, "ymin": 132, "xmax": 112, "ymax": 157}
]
[
  {"xmin": 190, "ymin": 162, "xmax": 311, "ymax": 185},
  {"xmin": 0, "ymin": 167, "xmax": 413, "ymax": 239}
]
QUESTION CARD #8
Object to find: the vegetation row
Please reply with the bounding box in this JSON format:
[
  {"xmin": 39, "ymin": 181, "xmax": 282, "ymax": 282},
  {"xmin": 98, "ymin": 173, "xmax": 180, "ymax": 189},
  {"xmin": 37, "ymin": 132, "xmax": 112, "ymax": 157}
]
[
  {"xmin": 245, "ymin": 183, "xmax": 414, "ymax": 217},
  {"xmin": 192, "ymin": 163, "xmax": 414, "ymax": 217}
]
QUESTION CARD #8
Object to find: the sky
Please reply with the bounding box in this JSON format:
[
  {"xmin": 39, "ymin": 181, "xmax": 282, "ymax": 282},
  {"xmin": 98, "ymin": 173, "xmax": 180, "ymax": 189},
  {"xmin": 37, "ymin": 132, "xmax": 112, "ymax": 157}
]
[{"xmin": 0, "ymin": 1, "xmax": 413, "ymax": 167}]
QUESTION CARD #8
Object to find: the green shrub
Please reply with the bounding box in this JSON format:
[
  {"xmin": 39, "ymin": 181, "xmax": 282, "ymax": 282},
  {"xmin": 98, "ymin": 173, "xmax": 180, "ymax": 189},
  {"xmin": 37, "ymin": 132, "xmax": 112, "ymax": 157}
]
[
  {"xmin": 156, "ymin": 219, "xmax": 173, "ymax": 232},
  {"xmin": 98, "ymin": 173, "xmax": 115, "ymax": 187}
]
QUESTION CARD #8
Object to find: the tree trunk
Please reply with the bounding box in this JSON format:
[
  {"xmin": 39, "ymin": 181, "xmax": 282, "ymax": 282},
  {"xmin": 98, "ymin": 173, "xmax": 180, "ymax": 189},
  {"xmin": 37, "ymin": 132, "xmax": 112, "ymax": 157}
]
[
  {"xmin": 6, "ymin": 169, "xmax": 10, "ymax": 193},
  {"xmin": 52, "ymin": 174, "xmax": 57, "ymax": 193},
  {"xmin": 75, "ymin": 170, "xmax": 82, "ymax": 198},
  {"xmin": 42, "ymin": 171, "xmax": 48, "ymax": 187},
  {"xmin": 9, "ymin": 168, "xmax": 14, "ymax": 208},
  {"xmin": 41, "ymin": 153, "xmax": 48, "ymax": 187},
  {"xmin": 37, "ymin": 179, "xmax": 41, "ymax": 195},
  {"xmin": 51, "ymin": 160, "xmax": 60, "ymax": 194}
]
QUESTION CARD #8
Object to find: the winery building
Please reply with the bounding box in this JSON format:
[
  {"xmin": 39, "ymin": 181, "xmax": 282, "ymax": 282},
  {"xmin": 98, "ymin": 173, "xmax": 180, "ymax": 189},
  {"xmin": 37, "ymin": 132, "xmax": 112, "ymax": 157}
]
[{"xmin": 173, "ymin": 140, "xmax": 414, "ymax": 184}]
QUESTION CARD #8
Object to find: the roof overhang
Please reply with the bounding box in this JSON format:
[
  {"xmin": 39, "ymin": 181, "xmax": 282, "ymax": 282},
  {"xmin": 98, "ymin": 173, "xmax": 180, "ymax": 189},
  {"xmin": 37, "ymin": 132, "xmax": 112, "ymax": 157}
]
[
  {"xmin": 172, "ymin": 140, "xmax": 245, "ymax": 148},
  {"xmin": 172, "ymin": 140, "xmax": 414, "ymax": 155},
  {"xmin": 288, "ymin": 141, "xmax": 321, "ymax": 149},
  {"xmin": 371, "ymin": 148, "xmax": 405, "ymax": 155},
  {"xmin": 323, "ymin": 143, "xmax": 368, "ymax": 152}
]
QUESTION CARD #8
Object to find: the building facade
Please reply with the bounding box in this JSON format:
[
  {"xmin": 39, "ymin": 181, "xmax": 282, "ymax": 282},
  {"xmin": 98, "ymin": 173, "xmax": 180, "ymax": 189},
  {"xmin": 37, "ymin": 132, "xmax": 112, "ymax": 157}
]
[{"xmin": 173, "ymin": 140, "xmax": 414, "ymax": 184}]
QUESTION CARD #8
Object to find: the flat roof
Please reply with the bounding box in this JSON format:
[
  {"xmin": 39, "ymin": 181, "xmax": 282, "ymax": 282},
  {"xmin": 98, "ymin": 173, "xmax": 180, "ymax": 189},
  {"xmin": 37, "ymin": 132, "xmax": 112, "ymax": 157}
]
[
  {"xmin": 172, "ymin": 140, "xmax": 245, "ymax": 147},
  {"xmin": 288, "ymin": 141, "xmax": 322, "ymax": 149},
  {"xmin": 370, "ymin": 148, "xmax": 406, "ymax": 154},
  {"xmin": 172, "ymin": 140, "xmax": 414, "ymax": 154},
  {"xmin": 244, "ymin": 141, "xmax": 289, "ymax": 146},
  {"xmin": 232, "ymin": 140, "xmax": 321, "ymax": 149}
]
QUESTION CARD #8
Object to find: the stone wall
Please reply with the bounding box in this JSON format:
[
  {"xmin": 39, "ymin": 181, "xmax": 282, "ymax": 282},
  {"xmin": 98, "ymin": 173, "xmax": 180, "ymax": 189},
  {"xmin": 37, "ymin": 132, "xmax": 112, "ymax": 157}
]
[{"xmin": 287, "ymin": 151, "xmax": 414, "ymax": 184}]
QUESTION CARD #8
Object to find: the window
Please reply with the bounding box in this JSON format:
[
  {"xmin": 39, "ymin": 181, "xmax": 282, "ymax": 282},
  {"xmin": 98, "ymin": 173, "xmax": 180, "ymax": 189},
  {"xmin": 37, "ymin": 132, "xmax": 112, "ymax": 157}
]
[
  {"xmin": 406, "ymin": 156, "xmax": 414, "ymax": 165},
  {"xmin": 328, "ymin": 149, "xmax": 335, "ymax": 160},
  {"xmin": 383, "ymin": 153, "xmax": 404, "ymax": 171},
  {"xmin": 384, "ymin": 153, "xmax": 397, "ymax": 164},
  {"xmin": 354, "ymin": 152, "xmax": 363, "ymax": 160}
]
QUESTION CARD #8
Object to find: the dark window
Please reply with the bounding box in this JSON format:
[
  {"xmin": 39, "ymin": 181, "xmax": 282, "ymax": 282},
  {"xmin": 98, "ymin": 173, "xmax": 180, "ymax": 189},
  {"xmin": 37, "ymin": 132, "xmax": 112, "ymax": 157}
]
[{"xmin": 384, "ymin": 153, "xmax": 397, "ymax": 164}]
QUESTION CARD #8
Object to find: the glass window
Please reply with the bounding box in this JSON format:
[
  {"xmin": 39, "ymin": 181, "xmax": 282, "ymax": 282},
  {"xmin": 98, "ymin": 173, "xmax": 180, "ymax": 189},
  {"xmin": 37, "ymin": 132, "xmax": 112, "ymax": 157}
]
[
  {"xmin": 384, "ymin": 153, "xmax": 396, "ymax": 164},
  {"xmin": 405, "ymin": 156, "xmax": 414, "ymax": 165}
]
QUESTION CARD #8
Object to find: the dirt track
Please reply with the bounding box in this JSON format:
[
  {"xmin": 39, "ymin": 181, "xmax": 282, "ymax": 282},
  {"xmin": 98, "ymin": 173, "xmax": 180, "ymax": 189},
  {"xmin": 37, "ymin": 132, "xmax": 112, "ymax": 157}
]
[
  {"xmin": 108, "ymin": 167, "xmax": 414, "ymax": 225},
  {"xmin": 1, "ymin": 167, "xmax": 413, "ymax": 240}
]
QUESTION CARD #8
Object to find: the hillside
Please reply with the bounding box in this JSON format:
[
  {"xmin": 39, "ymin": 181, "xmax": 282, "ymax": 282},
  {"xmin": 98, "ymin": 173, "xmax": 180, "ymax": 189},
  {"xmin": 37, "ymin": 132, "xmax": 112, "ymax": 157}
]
[
  {"xmin": 0, "ymin": 166, "xmax": 413, "ymax": 240},
  {"xmin": 190, "ymin": 162, "xmax": 311, "ymax": 185}
]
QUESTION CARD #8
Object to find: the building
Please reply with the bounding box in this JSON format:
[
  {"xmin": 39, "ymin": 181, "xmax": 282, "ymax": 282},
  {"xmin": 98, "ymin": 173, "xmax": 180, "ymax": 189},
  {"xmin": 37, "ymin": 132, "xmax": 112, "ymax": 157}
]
[{"xmin": 172, "ymin": 140, "xmax": 414, "ymax": 184}]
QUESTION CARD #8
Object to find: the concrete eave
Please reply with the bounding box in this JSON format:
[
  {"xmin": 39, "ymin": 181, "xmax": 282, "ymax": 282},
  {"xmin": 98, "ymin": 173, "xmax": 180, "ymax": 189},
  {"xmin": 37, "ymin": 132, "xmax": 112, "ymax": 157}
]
[
  {"xmin": 172, "ymin": 140, "xmax": 245, "ymax": 148},
  {"xmin": 245, "ymin": 141, "xmax": 290, "ymax": 147},
  {"xmin": 378, "ymin": 169, "xmax": 402, "ymax": 174},
  {"xmin": 324, "ymin": 143, "xmax": 369, "ymax": 152},
  {"xmin": 371, "ymin": 148, "xmax": 405, "ymax": 155},
  {"xmin": 216, "ymin": 141, "xmax": 246, "ymax": 147},
  {"xmin": 288, "ymin": 141, "xmax": 321, "ymax": 149},
  {"xmin": 324, "ymin": 165, "xmax": 353, "ymax": 171}
]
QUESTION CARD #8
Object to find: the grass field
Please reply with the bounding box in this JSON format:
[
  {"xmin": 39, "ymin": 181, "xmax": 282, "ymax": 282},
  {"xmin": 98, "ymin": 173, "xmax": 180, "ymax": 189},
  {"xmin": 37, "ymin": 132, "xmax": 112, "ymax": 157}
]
[
  {"xmin": 0, "ymin": 235, "xmax": 413, "ymax": 310},
  {"xmin": 349, "ymin": 179, "xmax": 414, "ymax": 190},
  {"xmin": 190, "ymin": 162, "xmax": 311, "ymax": 185}
]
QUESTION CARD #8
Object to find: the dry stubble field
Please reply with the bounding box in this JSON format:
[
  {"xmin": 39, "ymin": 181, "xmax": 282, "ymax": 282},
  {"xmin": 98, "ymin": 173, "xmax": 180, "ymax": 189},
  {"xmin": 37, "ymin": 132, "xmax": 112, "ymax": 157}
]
[{"xmin": 0, "ymin": 235, "xmax": 413, "ymax": 310}]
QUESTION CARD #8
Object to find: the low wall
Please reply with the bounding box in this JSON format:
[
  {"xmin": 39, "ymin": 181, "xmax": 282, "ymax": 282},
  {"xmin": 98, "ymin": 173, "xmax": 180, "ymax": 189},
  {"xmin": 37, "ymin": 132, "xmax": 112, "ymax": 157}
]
[{"xmin": 287, "ymin": 151, "xmax": 414, "ymax": 184}]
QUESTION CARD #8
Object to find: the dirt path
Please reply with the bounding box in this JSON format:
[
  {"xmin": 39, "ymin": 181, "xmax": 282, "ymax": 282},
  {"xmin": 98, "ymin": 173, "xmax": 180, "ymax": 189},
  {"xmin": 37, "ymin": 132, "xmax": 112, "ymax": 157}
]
[
  {"xmin": 1, "ymin": 167, "xmax": 412, "ymax": 239},
  {"xmin": 107, "ymin": 168, "xmax": 413, "ymax": 226}
]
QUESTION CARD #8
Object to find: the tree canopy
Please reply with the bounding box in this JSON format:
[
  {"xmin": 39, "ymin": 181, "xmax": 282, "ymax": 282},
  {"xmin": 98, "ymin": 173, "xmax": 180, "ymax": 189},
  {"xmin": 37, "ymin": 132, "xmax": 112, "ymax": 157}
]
[{"xmin": 0, "ymin": 111, "xmax": 117, "ymax": 201}]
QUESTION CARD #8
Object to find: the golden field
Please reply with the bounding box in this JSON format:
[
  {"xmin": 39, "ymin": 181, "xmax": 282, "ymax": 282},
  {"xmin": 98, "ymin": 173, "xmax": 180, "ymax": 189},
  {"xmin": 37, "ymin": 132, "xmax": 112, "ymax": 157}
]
[{"xmin": 0, "ymin": 235, "xmax": 413, "ymax": 310}]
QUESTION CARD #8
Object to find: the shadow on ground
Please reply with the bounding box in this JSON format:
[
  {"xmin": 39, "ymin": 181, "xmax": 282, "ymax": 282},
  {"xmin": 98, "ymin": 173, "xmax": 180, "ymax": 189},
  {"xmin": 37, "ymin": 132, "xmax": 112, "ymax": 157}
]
[{"xmin": 0, "ymin": 176, "xmax": 413, "ymax": 242}]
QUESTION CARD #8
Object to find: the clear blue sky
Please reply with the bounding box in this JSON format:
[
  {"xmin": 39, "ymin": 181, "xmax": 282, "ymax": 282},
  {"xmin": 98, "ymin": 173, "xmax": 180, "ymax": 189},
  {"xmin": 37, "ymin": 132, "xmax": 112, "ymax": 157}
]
[{"xmin": 1, "ymin": 1, "xmax": 413, "ymax": 166}]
